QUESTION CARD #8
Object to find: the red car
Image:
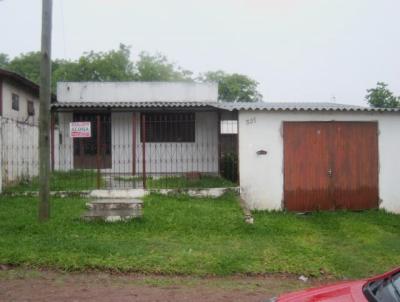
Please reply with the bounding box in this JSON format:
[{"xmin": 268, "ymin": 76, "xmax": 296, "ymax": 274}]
[{"xmin": 267, "ymin": 267, "xmax": 400, "ymax": 302}]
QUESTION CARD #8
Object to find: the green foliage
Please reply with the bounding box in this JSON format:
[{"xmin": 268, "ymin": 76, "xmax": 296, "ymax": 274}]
[
  {"xmin": 52, "ymin": 44, "xmax": 136, "ymax": 90},
  {"xmin": 135, "ymin": 52, "xmax": 193, "ymax": 81},
  {"xmin": 0, "ymin": 193, "xmax": 399, "ymax": 278},
  {"xmin": 220, "ymin": 152, "xmax": 238, "ymax": 183},
  {"xmin": 1, "ymin": 46, "xmax": 262, "ymax": 101},
  {"xmin": 366, "ymin": 82, "xmax": 400, "ymax": 108},
  {"xmin": 0, "ymin": 53, "xmax": 9, "ymax": 68},
  {"xmin": 6, "ymin": 51, "xmax": 42, "ymax": 84},
  {"xmin": 199, "ymin": 70, "xmax": 262, "ymax": 102}
]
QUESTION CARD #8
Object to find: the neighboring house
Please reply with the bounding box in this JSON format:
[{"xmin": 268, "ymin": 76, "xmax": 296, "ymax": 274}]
[
  {"xmin": 0, "ymin": 68, "xmax": 42, "ymax": 124},
  {"xmin": 0, "ymin": 69, "xmax": 57, "ymax": 187},
  {"xmin": 52, "ymin": 81, "xmax": 400, "ymax": 214}
]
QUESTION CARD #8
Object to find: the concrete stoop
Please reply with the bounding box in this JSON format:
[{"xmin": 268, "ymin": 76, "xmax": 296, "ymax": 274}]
[{"xmin": 83, "ymin": 198, "xmax": 143, "ymax": 222}]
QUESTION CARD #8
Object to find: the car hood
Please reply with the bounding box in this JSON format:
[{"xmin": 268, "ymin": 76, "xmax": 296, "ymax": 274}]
[{"xmin": 276, "ymin": 280, "xmax": 367, "ymax": 302}]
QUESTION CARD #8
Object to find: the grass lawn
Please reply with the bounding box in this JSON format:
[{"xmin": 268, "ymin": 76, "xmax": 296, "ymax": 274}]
[
  {"xmin": 113, "ymin": 175, "xmax": 236, "ymax": 189},
  {"xmin": 0, "ymin": 192, "xmax": 399, "ymax": 279},
  {"xmin": 147, "ymin": 176, "xmax": 237, "ymax": 189},
  {"xmin": 3, "ymin": 170, "xmax": 101, "ymax": 193}
]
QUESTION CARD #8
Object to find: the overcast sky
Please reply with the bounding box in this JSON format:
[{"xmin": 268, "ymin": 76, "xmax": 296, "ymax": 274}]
[{"xmin": 1, "ymin": 0, "xmax": 400, "ymax": 105}]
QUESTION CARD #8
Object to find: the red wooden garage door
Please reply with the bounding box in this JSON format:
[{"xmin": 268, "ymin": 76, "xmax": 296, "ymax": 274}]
[{"xmin": 283, "ymin": 122, "xmax": 379, "ymax": 212}]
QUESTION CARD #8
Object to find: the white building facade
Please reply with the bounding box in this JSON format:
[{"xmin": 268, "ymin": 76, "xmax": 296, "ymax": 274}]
[
  {"xmin": 54, "ymin": 82, "xmax": 221, "ymax": 177},
  {"xmin": 221, "ymin": 103, "xmax": 400, "ymax": 214}
]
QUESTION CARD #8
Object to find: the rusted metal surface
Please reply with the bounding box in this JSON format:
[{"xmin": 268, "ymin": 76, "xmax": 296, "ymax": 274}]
[{"xmin": 284, "ymin": 122, "xmax": 379, "ymax": 212}]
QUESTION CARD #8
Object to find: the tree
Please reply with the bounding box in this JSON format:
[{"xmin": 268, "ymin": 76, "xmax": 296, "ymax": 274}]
[
  {"xmin": 135, "ymin": 52, "xmax": 193, "ymax": 81},
  {"xmin": 366, "ymin": 82, "xmax": 399, "ymax": 108},
  {"xmin": 7, "ymin": 52, "xmax": 42, "ymax": 84},
  {"xmin": 199, "ymin": 71, "xmax": 262, "ymax": 102},
  {"xmin": 1, "ymin": 45, "xmax": 263, "ymax": 101},
  {"xmin": 0, "ymin": 53, "xmax": 9, "ymax": 68},
  {"xmin": 53, "ymin": 44, "xmax": 135, "ymax": 89}
]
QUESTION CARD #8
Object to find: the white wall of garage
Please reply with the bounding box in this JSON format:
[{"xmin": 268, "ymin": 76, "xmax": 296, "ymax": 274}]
[{"xmin": 238, "ymin": 110, "xmax": 400, "ymax": 213}]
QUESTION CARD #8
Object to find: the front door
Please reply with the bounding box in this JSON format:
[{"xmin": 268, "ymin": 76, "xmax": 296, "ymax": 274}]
[
  {"xmin": 283, "ymin": 122, "xmax": 379, "ymax": 212},
  {"xmin": 73, "ymin": 113, "xmax": 111, "ymax": 169}
]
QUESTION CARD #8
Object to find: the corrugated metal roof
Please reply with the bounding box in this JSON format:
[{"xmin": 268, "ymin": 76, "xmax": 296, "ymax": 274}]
[
  {"xmin": 52, "ymin": 101, "xmax": 217, "ymax": 109},
  {"xmin": 52, "ymin": 100, "xmax": 400, "ymax": 113},
  {"xmin": 213, "ymin": 102, "xmax": 400, "ymax": 112}
]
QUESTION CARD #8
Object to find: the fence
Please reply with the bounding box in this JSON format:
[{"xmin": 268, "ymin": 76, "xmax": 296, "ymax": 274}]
[
  {"xmin": 0, "ymin": 117, "xmax": 39, "ymax": 191},
  {"xmin": 1, "ymin": 111, "xmax": 238, "ymax": 192}
]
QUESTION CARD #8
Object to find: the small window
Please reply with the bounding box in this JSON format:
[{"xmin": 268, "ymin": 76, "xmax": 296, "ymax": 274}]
[
  {"xmin": 141, "ymin": 113, "xmax": 195, "ymax": 143},
  {"xmin": 27, "ymin": 100, "xmax": 35, "ymax": 116},
  {"xmin": 220, "ymin": 120, "xmax": 238, "ymax": 134},
  {"xmin": 12, "ymin": 94, "xmax": 19, "ymax": 111}
]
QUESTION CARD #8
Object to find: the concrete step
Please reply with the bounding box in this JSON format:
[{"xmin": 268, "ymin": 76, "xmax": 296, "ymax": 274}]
[
  {"xmin": 86, "ymin": 198, "xmax": 143, "ymax": 210},
  {"xmin": 82, "ymin": 208, "xmax": 142, "ymax": 222},
  {"xmin": 83, "ymin": 198, "xmax": 143, "ymax": 222}
]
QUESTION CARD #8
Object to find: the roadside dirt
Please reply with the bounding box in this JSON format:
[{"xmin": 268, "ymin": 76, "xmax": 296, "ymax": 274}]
[{"xmin": 0, "ymin": 268, "xmax": 332, "ymax": 302}]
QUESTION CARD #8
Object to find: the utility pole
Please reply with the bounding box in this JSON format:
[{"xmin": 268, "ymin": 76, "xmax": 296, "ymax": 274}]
[{"xmin": 38, "ymin": 0, "xmax": 53, "ymax": 221}]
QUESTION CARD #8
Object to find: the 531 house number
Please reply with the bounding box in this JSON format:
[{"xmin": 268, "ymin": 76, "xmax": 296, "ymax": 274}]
[{"xmin": 246, "ymin": 117, "xmax": 256, "ymax": 125}]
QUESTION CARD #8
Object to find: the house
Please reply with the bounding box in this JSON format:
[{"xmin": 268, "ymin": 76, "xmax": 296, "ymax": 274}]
[
  {"xmin": 53, "ymin": 82, "xmax": 229, "ymax": 180},
  {"xmin": 0, "ymin": 68, "xmax": 52, "ymax": 187},
  {"xmin": 0, "ymin": 68, "xmax": 42, "ymax": 123},
  {"xmin": 52, "ymin": 82, "xmax": 400, "ymax": 214}
]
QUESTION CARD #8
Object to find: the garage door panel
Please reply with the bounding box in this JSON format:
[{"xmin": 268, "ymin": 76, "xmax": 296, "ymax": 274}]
[
  {"xmin": 333, "ymin": 122, "xmax": 379, "ymax": 210},
  {"xmin": 284, "ymin": 122, "xmax": 333, "ymax": 211},
  {"xmin": 284, "ymin": 121, "xmax": 379, "ymax": 212}
]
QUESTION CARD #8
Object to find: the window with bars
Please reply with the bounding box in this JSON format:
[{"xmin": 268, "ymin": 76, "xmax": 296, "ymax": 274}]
[{"xmin": 141, "ymin": 112, "xmax": 195, "ymax": 142}]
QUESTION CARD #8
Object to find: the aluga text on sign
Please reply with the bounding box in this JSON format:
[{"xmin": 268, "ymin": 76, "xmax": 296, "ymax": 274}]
[{"xmin": 70, "ymin": 121, "xmax": 91, "ymax": 138}]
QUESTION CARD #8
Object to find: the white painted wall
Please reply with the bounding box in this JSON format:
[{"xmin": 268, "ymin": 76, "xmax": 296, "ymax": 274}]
[
  {"xmin": 238, "ymin": 110, "xmax": 400, "ymax": 213},
  {"xmin": 2, "ymin": 80, "xmax": 39, "ymax": 124},
  {"xmin": 56, "ymin": 111, "xmax": 219, "ymax": 174},
  {"xmin": 57, "ymin": 82, "xmax": 218, "ymax": 103}
]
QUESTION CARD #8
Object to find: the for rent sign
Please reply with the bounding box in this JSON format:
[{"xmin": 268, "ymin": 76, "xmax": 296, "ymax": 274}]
[{"xmin": 70, "ymin": 122, "xmax": 91, "ymax": 138}]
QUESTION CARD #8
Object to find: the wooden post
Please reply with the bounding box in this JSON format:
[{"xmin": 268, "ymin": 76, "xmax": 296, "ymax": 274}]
[
  {"xmin": 96, "ymin": 115, "xmax": 101, "ymax": 189},
  {"xmin": 141, "ymin": 114, "xmax": 146, "ymax": 189},
  {"xmin": 38, "ymin": 0, "xmax": 53, "ymax": 222},
  {"xmin": 132, "ymin": 113, "xmax": 137, "ymax": 175}
]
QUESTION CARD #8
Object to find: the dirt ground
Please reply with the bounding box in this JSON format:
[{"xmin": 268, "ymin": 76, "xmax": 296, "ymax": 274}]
[{"xmin": 0, "ymin": 268, "xmax": 333, "ymax": 302}]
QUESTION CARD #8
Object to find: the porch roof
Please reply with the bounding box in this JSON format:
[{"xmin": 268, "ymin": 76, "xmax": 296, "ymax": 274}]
[
  {"xmin": 52, "ymin": 100, "xmax": 400, "ymax": 113},
  {"xmin": 52, "ymin": 101, "xmax": 220, "ymax": 111}
]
